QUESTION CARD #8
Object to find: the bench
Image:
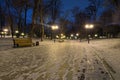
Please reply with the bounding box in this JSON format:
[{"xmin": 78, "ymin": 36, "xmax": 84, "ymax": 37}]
[
  {"xmin": 59, "ymin": 39, "xmax": 64, "ymax": 42},
  {"xmin": 13, "ymin": 38, "xmax": 33, "ymax": 47}
]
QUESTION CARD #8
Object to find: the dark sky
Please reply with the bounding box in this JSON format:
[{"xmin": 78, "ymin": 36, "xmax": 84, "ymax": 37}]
[
  {"xmin": 63, "ymin": 0, "xmax": 89, "ymax": 11},
  {"xmin": 59, "ymin": 0, "xmax": 89, "ymax": 21},
  {"xmin": 27, "ymin": 0, "xmax": 90, "ymax": 23}
]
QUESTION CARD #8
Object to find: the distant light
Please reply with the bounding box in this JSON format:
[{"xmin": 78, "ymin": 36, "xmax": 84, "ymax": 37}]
[
  {"xmin": 90, "ymin": 25, "xmax": 94, "ymax": 28},
  {"xmin": 76, "ymin": 33, "xmax": 79, "ymax": 36},
  {"xmin": 21, "ymin": 33, "xmax": 25, "ymax": 36},
  {"xmin": 52, "ymin": 25, "xmax": 59, "ymax": 30},
  {"xmin": 85, "ymin": 25, "xmax": 89, "ymax": 28},
  {"xmin": 85, "ymin": 24, "xmax": 94, "ymax": 29},
  {"xmin": 15, "ymin": 30, "xmax": 19, "ymax": 33},
  {"xmin": 3, "ymin": 29, "xmax": 8, "ymax": 32},
  {"xmin": 1, "ymin": 32, "xmax": 4, "ymax": 34},
  {"xmin": 75, "ymin": 36, "xmax": 77, "ymax": 39},
  {"xmin": 71, "ymin": 34, "xmax": 73, "ymax": 37},
  {"xmin": 88, "ymin": 35, "xmax": 91, "ymax": 37},
  {"xmin": 95, "ymin": 34, "xmax": 98, "ymax": 37},
  {"xmin": 13, "ymin": 35, "xmax": 16, "ymax": 38},
  {"xmin": 62, "ymin": 35, "xmax": 66, "ymax": 38},
  {"xmin": 61, "ymin": 33, "xmax": 63, "ymax": 36},
  {"xmin": 56, "ymin": 35, "xmax": 59, "ymax": 38}
]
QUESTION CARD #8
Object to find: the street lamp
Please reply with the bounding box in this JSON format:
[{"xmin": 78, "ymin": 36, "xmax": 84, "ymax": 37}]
[
  {"xmin": 95, "ymin": 34, "xmax": 98, "ymax": 37},
  {"xmin": 85, "ymin": 24, "xmax": 94, "ymax": 29},
  {"xmin": 56, "ymin": 35, "xmax": 59, "ymax": 38},
  {"xmin": 52, "ymin": 25, "xmax": 59, "ymax": 30},
  {"xmin": 3, "ymin": 29, "xmax": 8, "ymax": 37},
  {"xmin": 76, "ymin": 33, "xmax": 79, "ymax": 39},
  {"xmin": 1, "ymin": 32, "xmax": 4, "ymax": 35},
  {"xmin": 51, "ymin": 25, "xmax": 59, "ymax": 42},
  {"xmin": 76, "ymin": 33, "xmax": 79, "ymax": 36},
  {"xmin": 71, "ymin": 34, "xmax": 73, "ymax": 37},
  {"xmin": 85, "ymin": 24, "xmax": 94, "ymax": 44},
  {"xmin": 70, "ymin": 34, "xmax": 74, "ymax": 39},
  {"xmin": 15, "ymin": 30, "xmax": 19, "ymax": 34},
  {"xmin": 15, "ymin": 30, "xmax": 19, "ymax": 38},
  {"xmin": 21, "ymin": 32, "xmax": 25, "ymax": 38},
  {"xmin": 90, "ymin": 24, "xmax": 94, "ymax": 28},
  {"xmin": 3, "ymin": 29, "xmax": 8, "ymax": 32}
]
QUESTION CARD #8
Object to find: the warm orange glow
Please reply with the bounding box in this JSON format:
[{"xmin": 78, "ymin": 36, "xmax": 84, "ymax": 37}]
[
  {"xmin": 52, "ymin": 25, "xmax": 59, "ymax": 30},
  {"xmin": 85, "ymin": 24, "xmax": 94, "ymax": 29},
  {"xmin": 3, "ymin": 29, "xmax": 8, "ymax": 32}
]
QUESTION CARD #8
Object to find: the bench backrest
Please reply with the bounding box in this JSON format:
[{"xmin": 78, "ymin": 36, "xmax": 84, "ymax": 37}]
[{"xmin": 14, "ymin": 38, "xmax": 32, "ymax": 44}]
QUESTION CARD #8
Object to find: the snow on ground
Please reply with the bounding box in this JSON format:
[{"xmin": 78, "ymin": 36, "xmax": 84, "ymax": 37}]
[
  {"xmin": 0, "ymin": 38, "xmax": 120, "ymax": 80},
  {"xmin": 0, "ymin": 38, "xmax": 13, "ymax": 51},
  {"xmin": 89, "ymin": 39, "xmax": 120, "ymax": 79}
]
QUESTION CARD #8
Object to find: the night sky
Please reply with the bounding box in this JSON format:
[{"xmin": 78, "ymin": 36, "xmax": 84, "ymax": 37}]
[
  {"xmin": 63, "ymin": 0, "xmax": 89, "ymax": 11},
  {"xmin": 27, "ymin": 0, "xmax": 90, "ymax": 24}
]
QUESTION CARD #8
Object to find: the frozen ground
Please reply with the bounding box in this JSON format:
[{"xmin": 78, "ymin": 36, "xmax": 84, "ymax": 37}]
[{"xmin": 0, "ymin": 38, "xmax": 120, "ymax": 80}]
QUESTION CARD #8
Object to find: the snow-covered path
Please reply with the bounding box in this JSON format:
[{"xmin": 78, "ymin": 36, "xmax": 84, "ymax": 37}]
[{"xmin": 0, "ymin": 39, "xmax": 119, "ymax": 80}]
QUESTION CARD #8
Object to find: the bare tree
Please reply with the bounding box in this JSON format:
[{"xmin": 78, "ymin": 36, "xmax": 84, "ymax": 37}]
[
  {"xmin": 72, "ymin": 7, "xmax": 89, "ymax": 34},
  {"xmin": 59, "ymin": 10, "xmax": 70, "ymax": 33},
  {"xmin": 86, "ymin": 0, "xmax": 103, "ymax": 21},
  {"xmin": 104, "ymin": 0, "xmax": 120, "ymax": 9},
  {"xmin": 39, "ymin": 0, "xmax": 44, "ymax": 41},
  {"xmin": 99, "ymin": 9, "xmax": 114, "ymax": 25},
  {"xmin": 30, "ymin": 0, "xmax": 38, "ymax": 37},
  {"xmin": 0, "ymin": 3, "xmax": 4, "ymax": 33},
  {"xmin": 12, "ymin": 0, "xmax": 33, "ymax": 34},
  {"xmin": 104, "ymin": 0, "xmax": 120, "ymax": 23},
  {"xmin": 5, "ymin": 0, "xmax": 14, "ymax": 38},
  {"xmin": 47, "ymin": 0, "xmax": 62, "ymax": 24}
]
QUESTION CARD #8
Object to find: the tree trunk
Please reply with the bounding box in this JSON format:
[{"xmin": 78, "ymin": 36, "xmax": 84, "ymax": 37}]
[
  {"xmin": 24, "ymin": 5, "xmax": 27, "ymax": 34},
  {"xmin": 40, "ymin": 0, "xmax": 44, "ymax": 41},
  {"xmin": 6, "ymin": 0, "xmax": 14, "ymax": 38},
  {"xmin": 30, "ymin": 0, "xmax": 38, "ymax": 38}
]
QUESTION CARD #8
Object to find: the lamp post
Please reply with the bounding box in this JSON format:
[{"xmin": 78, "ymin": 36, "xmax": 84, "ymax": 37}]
[
  {"xmin": 15, "ymin": 30, "xmax": 19, "ymax": 38},
  {"xmin": 3, "ymin": 29, "xmax": 8, "ymax": 37},
  {"xmin": 70, "ymin": 34, "xmax": 74, "ymax": 39},
  {"xmin": 71, "ymin": 34, "xmax": 73, "ymax": 37},
  {"xmin": 51, "ymin": 25, "xmax": 59, "ymax": 43},
  {"xmin": 15, "ymin": 30, "xmax": 19, "ymax": 34},
  {"xmin": 1, "ymin": 32, "xmax": 4, "ymax": 37},
  {"xmin": 85, "ymin": 24, "xmax": 94, "ymax": 44},
  {"xmin": 52, "ymin": 25, "xmax": 59, "ymax": 30},
  {"xmin": 21, "ymin": 32, "xmax": 25, "ymax": 38},
  {"xmin": 76, "ymin": 33, "xmax": 79, "ymax": 39}
]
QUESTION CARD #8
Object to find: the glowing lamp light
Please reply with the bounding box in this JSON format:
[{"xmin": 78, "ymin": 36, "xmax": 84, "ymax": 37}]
[
  {"xmin": 3, "ymin": 29, "xmax": 8, "ymax": 32},
  {"xmin": 90, "ymin": 25, "xmax": 94, "ymax": 28},
  {"xmin": 1, "ymin": 32, "xmax": 4, "ymax": 34},
  {"xmin": 56, "ymin": 35, "xmax": 59, "ymax": 38},
  {"xmin": 76, "ymin": 33, "xmax": 79, "ymax": 36},
  {"xmin": 85, "ymin": 24, "xmax": 94, "ymax": 29},
  {"xmin": 61, "ymin": 33, "xmax": 63, "ymax": 36},
  {"xmin": 21, "ymin": 33, "xmax": 25, "ymax": 36},
  {"xmin": 15, "ymin": 30, "xmax": 19, "ymax": 33},
  {"xmin": 95, "ymin": 34, "xmax": 98, "ymax": 37},
  {"xmin": 52, "ymin": 25, "xmax": 59, "ymax": 30},
  {"xmin": 85, "ymin": 25, "xmax": 89, "ymax": 28},
  {"xmin": 71, "ymin": 34, "xmax": 73, "ymax": 37}
]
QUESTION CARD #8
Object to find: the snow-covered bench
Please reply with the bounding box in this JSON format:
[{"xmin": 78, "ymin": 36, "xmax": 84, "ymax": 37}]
[{"xmin": 13, "ymin": 38, "xmax": 33, "ymax": 47}]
